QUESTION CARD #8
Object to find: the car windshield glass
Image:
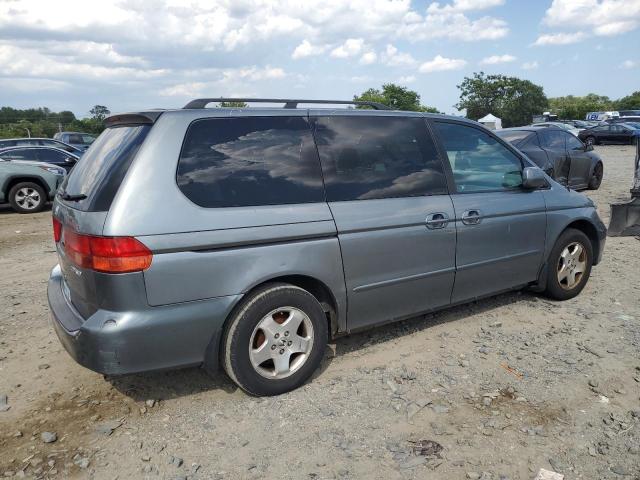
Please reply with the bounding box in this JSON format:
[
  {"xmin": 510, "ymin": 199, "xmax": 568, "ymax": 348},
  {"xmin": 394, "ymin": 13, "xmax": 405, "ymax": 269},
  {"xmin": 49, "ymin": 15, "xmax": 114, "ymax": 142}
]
[{"xmin": 495, "ymin": 130, "xmax": 531, "ymax": 145}]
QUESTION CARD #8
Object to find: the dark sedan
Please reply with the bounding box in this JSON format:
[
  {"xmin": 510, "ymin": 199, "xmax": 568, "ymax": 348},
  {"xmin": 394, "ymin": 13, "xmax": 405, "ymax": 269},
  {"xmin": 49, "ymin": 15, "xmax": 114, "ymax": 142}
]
[
  {"xmin": 578, "ymin": 123, "xmax": 640, "ymax": 145},
  {"xmin": 0, "ymin": 137, "xmax": 84, "ymax": 156},
  {"xmin": 496, "ymin": 126, "xmax": 603, "ymax": 190},
  {"xmin": 0, "ymin": 146, "xmax": 80, "ymax": 172}
]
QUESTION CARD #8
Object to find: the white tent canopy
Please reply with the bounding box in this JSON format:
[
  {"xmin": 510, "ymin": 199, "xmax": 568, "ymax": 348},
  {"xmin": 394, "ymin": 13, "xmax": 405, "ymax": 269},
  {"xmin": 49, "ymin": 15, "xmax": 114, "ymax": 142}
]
[{"xmin": 477, "ymin": 113, "xmax": 502, "ymax": 130}]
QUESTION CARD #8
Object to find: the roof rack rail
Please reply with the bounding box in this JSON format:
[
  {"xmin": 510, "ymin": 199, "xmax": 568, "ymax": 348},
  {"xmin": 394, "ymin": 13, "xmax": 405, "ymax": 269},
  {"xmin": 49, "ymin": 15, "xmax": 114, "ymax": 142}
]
[{"xmin": 182, "ymin": 98, "xmax": 390, "ymax": 110}]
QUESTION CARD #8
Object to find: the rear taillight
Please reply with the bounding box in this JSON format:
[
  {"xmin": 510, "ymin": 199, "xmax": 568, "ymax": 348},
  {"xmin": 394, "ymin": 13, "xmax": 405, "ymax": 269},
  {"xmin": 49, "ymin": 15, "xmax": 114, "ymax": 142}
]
[
  {"xmin": 53, "ymin": 217, "xmax": 62, "ymax": 243},
  {"xmin": 62, "ymin": 227, "xmax": 152, "ymax": 273}
]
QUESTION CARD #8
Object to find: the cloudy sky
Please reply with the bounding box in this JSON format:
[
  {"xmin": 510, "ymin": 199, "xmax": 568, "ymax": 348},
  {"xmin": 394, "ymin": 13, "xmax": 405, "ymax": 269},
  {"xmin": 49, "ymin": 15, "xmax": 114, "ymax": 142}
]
[{"xmin": 0, "ymin": 0, "xmax": 639, "ymax": 117}]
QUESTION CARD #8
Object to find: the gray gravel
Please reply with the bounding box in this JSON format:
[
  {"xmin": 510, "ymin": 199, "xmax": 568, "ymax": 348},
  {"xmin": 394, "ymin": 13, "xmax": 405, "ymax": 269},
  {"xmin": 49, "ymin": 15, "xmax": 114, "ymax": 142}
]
[{"xmin": 0, "ymin": 145, "xmax": 638, "ymax": 479}]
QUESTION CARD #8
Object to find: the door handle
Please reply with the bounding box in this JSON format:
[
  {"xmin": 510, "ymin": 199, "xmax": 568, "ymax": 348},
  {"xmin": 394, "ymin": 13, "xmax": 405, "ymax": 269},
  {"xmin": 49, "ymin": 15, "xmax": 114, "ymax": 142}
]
[
  {"xmin": 425, "ymin": 212, "xmax": 449, "ymax": 229},
  {"xmin": 461, "ymin": 209, "xmax": 482, "ymax": 226}
]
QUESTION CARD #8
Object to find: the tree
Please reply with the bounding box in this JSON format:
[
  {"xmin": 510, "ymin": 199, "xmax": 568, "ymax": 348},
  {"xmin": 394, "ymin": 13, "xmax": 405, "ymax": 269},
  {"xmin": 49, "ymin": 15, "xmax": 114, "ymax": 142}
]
[
  {"xmin": 614, "ymin": 91, "xmax": 640, "ymax": 110},
  {"xmin": 455, "ymin": 72, "xmax": 548, "ymax": 127},
  {"xmin": 89, "ymin": 105, "xmax": 110, "ymax": 121},
  {"xmin": 548, "ymin": 94, "xmax": 613, "ymax": 120},
  {"xmin": 219, "ymin": 101, "xmax": 248, "ymax": 108},
  {"xmin": 354, "ymin": 83, "xmax": 439, "ymax": 112}
]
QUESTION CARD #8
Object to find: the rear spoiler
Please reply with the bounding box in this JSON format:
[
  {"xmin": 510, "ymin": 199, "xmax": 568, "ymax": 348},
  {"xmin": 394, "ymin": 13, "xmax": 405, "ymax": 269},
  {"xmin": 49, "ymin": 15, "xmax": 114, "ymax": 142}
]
[{"xmin": 104, "ymin": 112, "xmax": 163, "ymax": 128}]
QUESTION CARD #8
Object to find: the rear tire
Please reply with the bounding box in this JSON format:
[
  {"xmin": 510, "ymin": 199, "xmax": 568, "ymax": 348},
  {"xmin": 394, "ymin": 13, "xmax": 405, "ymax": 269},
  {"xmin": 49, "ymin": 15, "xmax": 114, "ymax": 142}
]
[
  {"xmin": 543, "ymin": 228, "xmax": 593, "ymax": 301},
  {"xmin": 219, "ymin": 283, "xmax": 328, "ymax": 396},
  {"xmin": 8, "ymin": 182, "xmax": 46, "ymax": 213},
  {"xmin": 588, "ymin": 162, "xmax": 603, "ymax": 190}
]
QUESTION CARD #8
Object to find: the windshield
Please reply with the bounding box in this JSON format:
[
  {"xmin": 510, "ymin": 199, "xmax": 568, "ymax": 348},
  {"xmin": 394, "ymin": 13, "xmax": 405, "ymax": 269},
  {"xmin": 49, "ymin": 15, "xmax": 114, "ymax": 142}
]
[
  {"xmin": 495, "ymin": 130, "xmax": 532, "ymax": 146},
  {"xmin": 59, "ymin": 125, "xmax": 150, "ymax": 211}
]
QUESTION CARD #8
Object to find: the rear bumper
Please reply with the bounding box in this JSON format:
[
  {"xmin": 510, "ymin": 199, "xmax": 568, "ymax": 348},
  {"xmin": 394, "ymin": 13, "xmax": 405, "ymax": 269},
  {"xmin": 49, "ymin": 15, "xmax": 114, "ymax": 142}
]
[{"xmin": 47, "ymin": 265, "xmax": 241, "ymax": 375}]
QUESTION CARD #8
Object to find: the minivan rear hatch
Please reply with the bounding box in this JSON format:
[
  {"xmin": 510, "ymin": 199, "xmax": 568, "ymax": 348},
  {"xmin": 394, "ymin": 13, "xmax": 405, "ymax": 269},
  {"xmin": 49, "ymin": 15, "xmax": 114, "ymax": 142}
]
[{"xmin": 54, "ymin": 115, "xmax": 157, "ymax": 319}]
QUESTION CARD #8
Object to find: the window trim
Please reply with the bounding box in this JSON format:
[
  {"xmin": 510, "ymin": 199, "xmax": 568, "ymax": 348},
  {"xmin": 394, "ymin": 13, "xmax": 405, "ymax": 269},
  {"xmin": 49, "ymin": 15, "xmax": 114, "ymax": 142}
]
[
  {"xmin": 175, "ymin": 115, "xmax": 327, "ymax": 209},
  {"xmin": 429, "ymin": 119, "xmax": 528, "ymax": 195},
  {"xmin": 310, "ymin": 114, "xmax": 450, "ymax": 202}
]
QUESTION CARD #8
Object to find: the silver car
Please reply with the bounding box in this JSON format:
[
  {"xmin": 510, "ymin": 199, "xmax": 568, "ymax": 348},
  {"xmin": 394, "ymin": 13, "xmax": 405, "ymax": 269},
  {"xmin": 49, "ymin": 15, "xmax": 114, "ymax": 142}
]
[{"xmin": 48, "ymin": 98, "xmax": 606, "ymax": 396}]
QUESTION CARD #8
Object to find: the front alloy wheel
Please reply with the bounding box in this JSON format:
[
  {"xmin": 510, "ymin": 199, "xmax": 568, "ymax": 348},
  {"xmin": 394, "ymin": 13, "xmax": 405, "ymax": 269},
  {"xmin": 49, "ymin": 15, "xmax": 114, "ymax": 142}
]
[
  {"xmin": 556, "ymin": 242, "xmax": 587, "ymax": 290},
  {"xmin": 543, "ymin": 228, "xmax": 593, "ymax": 300}
]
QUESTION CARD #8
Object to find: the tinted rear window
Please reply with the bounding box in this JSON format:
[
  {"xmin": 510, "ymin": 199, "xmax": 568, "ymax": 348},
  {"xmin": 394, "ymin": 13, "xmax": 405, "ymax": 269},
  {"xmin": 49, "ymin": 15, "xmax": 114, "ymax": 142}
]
[
  {"xmin": 60, "ymin": 125, "xmax": 150, "ymax": 211},
  {"xmin": 313, "ymin": 116, "xmax": 447, "ymax": 201},
  {"xmin": 176, "ymin": 116, "xmax": 324, "ymax": 208}
]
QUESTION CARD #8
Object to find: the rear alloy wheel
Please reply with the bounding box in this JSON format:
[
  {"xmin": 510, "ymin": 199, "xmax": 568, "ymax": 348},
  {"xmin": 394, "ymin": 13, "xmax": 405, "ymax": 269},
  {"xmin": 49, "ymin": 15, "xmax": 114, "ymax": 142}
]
[
  {"xmin": 219, "ymin": 283, "xmax": 327, "ymax": 396},
  {"xmin": 588, "ymin": 162, "xmax": 603, "ymax": 190},
  {"xmin": 543, "ymin": 228, "xmax": 593, "ymax": 301},
  {"xmin": 8, "ymin": 182, "xmax": 46, "ymax": 213},
  {"xmin": 584, "ymin": 136, "xmax": 596, "ymax": 146}
]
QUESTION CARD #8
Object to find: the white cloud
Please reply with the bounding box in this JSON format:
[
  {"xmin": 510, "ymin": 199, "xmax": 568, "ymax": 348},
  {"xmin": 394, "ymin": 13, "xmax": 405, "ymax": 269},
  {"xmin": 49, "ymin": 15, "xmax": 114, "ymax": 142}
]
[
  {"xmin": 427, "ymin": 0, "xmax": 505, "ymax": 14},
  {"xmin": 359, "ymin": 51, "xmax": 378, "ymax": 65},
  {"xmin": 0, "ymin": 44, "xmax": 166, "ymax": 80},
  {"xmin": 381, "ymin": 44, "xmax": 418, "ymax": 66},
  {"xmin": 534, "ymin": 32, "xmax": 587, "ymax": 45},
  {"xmin": 397, "ymin": 75, "xmax": 417, "ymax": 83},
  {"xmin": 543, "ymin": 0, "xmax": 640, "ymax": 37},
  {"xmin": 522, "ymin": 61, "xmax": 539, "ymax": 70},
  {"xmin": 620, "ymin": 59, "xmax": 638, "ymax": 69},
  {"xmin": 330, "ymin": 38, "xmax": 365, "ymax": 58},
  {"xmin": 480, "ymin": 54, "xmax": 516, "ymax": 64},
  {"xmin": 398, "ymin": 12, "xmax": 508, "ymax": 41},
  {"xmin": 291, "ymin": 40, "xmax": 328, "ymax": 59},
  {"xmin": 419, "ymin": 55, "xmax": 467, "ymax": 73}
]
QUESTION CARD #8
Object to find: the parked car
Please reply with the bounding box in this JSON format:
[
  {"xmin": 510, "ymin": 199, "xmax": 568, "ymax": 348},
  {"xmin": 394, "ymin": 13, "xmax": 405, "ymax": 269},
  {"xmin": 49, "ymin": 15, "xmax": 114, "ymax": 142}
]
[
  {"xmin": 53, "ymin": 132, "xmax": 96, "ymax": 151},
  {"xmin": 559, "ymin": 120, "xmax": 596, "ymax": 130},
  {"xmin": 48, "ymin": 98, "xmax": 607, "ymax": 396},
  {"xmin": 0, "ymin": 146, "xmax": 80, "ymax": 172},
  {"xmin": 0, "ymin": 158, "xmax": 65, "ymax": 213},
  {"xmin": 578, "ymin": 123, "xmax": 640, "ymax": 145},
  {"xmin": 605, "ymin": 116, "xmax": 640, "ymax": 125},
  {"xmin": 0, "ymin": 138, "xmax": 84, "ymax": 156},
  {"xmin": 531, "ymin": 122, "xmax": 580, "ymax": 136},
  {"xmin": 496, "ymin": 126, "xmax": 603, "ymax": 190}
]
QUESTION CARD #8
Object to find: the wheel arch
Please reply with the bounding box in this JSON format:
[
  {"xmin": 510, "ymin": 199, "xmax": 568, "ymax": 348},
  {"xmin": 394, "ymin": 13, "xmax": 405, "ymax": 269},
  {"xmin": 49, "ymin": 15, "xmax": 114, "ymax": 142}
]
[
  {"xmin": 203, "ymin": 274, "xmax": 341, "ymax": 375},
  {"xmin": 564, "ymin": 219, "xmax": 601, "ymax": 265},
  {"xmin": 3, "ymin": 176, "xmax": 51, "ymax": 200},
  {"xmin": 241, "ymin": 274, "xmax": 340, "ymax": 337}
]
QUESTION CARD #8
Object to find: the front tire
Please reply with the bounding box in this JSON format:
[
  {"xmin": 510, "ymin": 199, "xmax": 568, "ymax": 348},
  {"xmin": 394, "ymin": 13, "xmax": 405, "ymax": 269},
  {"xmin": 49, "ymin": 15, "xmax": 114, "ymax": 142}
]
[
  {"xmin": 588, "ymin": 162, "xmax": 603, "ymax": 190},
  {"xmin": 543, "ymin": 228, "xmax": 593, "ymax": 301},
  {"xmin": 220, "ymin": 283, "xmax": 328, "ymax": 396},
  {"xmin": 584, "ymin": 136, "xmax": 596, "ymax": 146},
  {"xmin": 8, "ymin": 182, "xmax": 46, "ymax": 213}
]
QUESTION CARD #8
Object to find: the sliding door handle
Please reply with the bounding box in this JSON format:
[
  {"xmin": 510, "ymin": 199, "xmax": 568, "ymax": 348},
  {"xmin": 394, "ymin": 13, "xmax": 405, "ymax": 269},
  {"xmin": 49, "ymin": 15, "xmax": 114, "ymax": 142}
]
[
  {"xmin": 425, "ymin": 212, "xmax": 450, "ymax": 229},
  {"xmin": 461, "ymin": 209, "xmax": 482, "ymax": 225}
]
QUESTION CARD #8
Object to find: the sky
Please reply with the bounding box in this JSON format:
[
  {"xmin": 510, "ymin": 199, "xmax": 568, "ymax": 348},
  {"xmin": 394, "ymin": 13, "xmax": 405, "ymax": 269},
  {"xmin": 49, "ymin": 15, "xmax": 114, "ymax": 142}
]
[{"xmin": 0, "ymin": 0, "xmax": 639, "ymax": 118}]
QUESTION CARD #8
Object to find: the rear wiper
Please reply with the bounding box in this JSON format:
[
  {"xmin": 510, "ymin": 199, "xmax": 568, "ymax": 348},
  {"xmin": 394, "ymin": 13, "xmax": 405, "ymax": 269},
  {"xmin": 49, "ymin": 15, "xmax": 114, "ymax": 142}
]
[{"xmin": 61, "ymin": 192, "xmax": 87, "ymax": 201}]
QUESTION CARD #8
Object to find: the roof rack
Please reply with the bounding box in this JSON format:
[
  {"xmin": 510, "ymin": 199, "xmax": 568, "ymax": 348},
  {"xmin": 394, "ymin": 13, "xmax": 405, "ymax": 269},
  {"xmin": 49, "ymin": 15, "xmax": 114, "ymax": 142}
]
[{"xmin": 182, "ymin": 98, "xmax": 390, "ymax": 110}]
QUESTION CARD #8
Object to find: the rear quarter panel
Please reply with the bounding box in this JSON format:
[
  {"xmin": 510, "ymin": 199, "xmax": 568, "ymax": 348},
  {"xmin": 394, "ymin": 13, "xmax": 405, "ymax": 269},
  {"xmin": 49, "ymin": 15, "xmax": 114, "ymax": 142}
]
[{"xmin": 104, "ymin": 110, "xmax": 348, "ymax": 329}]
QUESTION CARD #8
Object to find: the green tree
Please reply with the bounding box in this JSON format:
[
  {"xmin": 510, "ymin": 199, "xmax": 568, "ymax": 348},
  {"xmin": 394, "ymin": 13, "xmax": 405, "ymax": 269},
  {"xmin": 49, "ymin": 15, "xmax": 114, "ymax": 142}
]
[
  {"xmin": 89, "ymin": 105, "xmax": 110, "ymax": 122},
  {"xmin": 354, "ymin": 83, "xmax": 439, "ymax": 112},
  {"xmin": 455, "ymin": 72, "xmax": 548, "ymax": 127},
  {"xmin": 219, "ymin": 101, "xmax": 248, "ymax": 108},
  {"xmin": 548, "ymin": 94, "xmax": 613, "ymax": 120},
  {"xmin": 614, "ymin": 91, "xmax": 640, "ymax": 110}
]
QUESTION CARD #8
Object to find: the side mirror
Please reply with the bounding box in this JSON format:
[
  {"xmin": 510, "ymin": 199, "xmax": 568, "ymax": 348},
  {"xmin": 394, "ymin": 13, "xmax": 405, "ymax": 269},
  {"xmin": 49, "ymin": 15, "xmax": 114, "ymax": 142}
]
[
  {"xmin": 522, "ymin": 166, "xmax": 548, "ymax": 190},
  {"xmin": 585, "ymin": 143, "xmax": 594, "ymax": 151},
  {"xmin": 65, "ymin": 157, "xmax": 76, "ymax": 163}
]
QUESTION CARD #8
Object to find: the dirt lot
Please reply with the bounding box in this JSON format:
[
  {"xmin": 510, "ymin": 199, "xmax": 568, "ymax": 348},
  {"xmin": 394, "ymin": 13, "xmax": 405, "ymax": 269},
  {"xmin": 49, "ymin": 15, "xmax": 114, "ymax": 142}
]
[{"xmin": 1, "ymin": 145, "xmax": 639, "ymax": 480}]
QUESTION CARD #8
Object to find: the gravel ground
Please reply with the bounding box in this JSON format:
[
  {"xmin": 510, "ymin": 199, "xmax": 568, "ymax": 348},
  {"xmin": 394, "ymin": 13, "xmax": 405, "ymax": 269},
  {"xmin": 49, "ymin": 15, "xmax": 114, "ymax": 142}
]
[{"xmin": 0, "ymin": 145, "xmax": 639, "ymax": 480}]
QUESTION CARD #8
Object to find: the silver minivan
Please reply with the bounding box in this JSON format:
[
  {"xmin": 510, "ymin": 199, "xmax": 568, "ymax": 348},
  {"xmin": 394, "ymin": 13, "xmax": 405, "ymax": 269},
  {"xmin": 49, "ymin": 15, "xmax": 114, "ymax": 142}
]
[{"xmin": 48, "ymin": 99, "xmax": 606, "ymax": 396}]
